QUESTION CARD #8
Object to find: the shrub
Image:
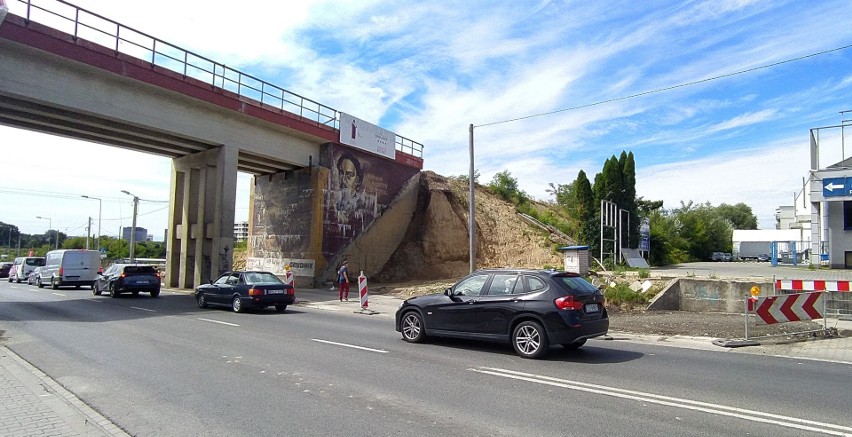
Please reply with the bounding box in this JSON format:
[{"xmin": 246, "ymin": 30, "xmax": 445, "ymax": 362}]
[{"xmin": 603, "ymin": 283, "xmax": 648, "ymax": 307}]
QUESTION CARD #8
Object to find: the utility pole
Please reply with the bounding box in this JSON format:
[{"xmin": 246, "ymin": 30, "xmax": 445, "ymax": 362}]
[
  {"xmin": 468, "ymin": 123, "xmax": 476, "ymax": 273},
  {"xmin": 81, "ymin": 195, "xmax": 102, "ymax": 251},
  {"xmin": 122, "ymin": 190, "xmax": 139, "ymax": 263}
]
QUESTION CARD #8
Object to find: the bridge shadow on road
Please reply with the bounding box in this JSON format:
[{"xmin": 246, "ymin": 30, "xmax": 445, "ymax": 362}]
[{"xmin": 0, "ymin": 288, "xmax": 305, "ymax": 323}]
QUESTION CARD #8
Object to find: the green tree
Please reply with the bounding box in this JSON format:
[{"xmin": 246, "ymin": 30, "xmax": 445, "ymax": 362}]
[
  {"xmin": 717, "ymin": 203, "xmax": 758, "ymax": 230},
  {"xmin": 575, "ymin": 170, "xmax": 597, "ymax": 250},
  {"xmin": 620, "ymin": 151, "xmax": 640, "ymax": 248},
  {"xmin": 488, "ymin": 170, "xmax": 526, "ymax": 204}
]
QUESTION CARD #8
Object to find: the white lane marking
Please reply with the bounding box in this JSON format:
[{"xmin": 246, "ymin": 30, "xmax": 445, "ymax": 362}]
[
  {"xmin": 471, "ymin": 367, "xmax": 852, "ymax": 436},
  {"xmin": 312, "ymin": 339, "xmax": 389, "ymax": 354},
  {"xmin": 197, "ymin": 318, "xmax": 240, "ymax": 327},
  {"xmin": 130, "ymin": 307, "xmax": 156, "ymax": 312},
  {"xmin": 51, "ymin": 293, "xmax": 66, "ymax": 297}
]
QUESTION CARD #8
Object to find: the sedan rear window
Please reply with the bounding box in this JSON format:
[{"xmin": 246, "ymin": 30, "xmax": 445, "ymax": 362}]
[
  {"xmin": 124, "ymin": 266, "xmax": 157, "ymax": 274},
  {"xmin": 244, "ymin": 272, "xmax": 283, "ymax": 284}
]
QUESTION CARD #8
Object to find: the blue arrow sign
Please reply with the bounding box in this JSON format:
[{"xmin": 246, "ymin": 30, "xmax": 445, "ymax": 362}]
[{"xmin": 823, "ymin": 177, "xmax": 852, "ymax": 197}]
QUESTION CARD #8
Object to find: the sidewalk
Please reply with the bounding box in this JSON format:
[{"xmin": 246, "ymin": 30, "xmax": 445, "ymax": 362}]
[{"xmin": 0, "ymin": 346, "xmax": 129, "ymax": 437}]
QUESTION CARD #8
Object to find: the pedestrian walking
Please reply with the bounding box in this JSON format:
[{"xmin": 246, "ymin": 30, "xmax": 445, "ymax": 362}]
[{"xmin": 337, "ymin": 260, "xmax": 350, "ymax": 301}]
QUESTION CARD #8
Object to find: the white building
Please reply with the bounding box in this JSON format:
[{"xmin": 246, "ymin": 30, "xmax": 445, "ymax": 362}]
[
  {"xmin": 234, "ymin": 221, "xmax": 249, "ymax": 242},
  {"xmin": 801, "ymin": 119, "xmax": 852, "ymax": 268}
]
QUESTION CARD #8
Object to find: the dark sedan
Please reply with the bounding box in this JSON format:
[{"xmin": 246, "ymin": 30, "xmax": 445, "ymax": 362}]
[
  {"xmin": 94, "ymin": 264, "xmax": 161, "ymax": 297},
  {"xmin": 195, "ymin": 271, "xmax": 295, "ymax": 313},
  {"xmin": 395, "ymin": 269, "xmax": 609, "ymax": 359}
]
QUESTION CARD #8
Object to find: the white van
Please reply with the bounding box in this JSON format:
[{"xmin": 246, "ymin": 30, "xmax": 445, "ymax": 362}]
[
  {"xmin": 39, "ymin": 250, "xmax": 101, "ymax": 289},
  {"xmin": 8, "ymin": 256, "xmax": 46, "ymax": 283}
]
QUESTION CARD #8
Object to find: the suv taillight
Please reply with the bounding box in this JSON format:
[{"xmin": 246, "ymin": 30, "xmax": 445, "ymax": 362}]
[{"xmin": 554, "ymin": 295, "xmax": 583, "ymax": 311}]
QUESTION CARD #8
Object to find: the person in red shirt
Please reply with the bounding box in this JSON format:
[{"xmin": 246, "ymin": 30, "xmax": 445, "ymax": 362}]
[{"xmin": 337, "ymin": 260, "xmax": 350, "ymax": 301}]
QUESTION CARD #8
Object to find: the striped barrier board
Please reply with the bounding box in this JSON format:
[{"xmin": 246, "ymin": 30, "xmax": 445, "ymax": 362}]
[
  {"xmin": 753, "ymin": 292, "xmax": 824, "ymax": 325},
  {"xmin": 775, "ymin": 279, "xmax": 851, "ymax": 292}
]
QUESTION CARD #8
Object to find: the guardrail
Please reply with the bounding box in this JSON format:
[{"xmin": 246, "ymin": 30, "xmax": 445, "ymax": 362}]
[{"xmin": 10, "ymin": 0, "xmax": 423, "ymax": 158}]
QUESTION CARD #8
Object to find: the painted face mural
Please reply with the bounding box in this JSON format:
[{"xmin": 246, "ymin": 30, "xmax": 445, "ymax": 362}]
[{"xmin": 334, "ymin": 153, "xmax": 367, "ymax": 221}]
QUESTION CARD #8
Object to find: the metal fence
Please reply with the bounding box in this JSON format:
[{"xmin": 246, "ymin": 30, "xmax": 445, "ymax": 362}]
[
  {"xmin": 10, "ymin": 0, "xmax": 423, "ymax": 158},
  {"xmin": 774, "ymin": 279, "xmax": 852, "ymax": 318}
]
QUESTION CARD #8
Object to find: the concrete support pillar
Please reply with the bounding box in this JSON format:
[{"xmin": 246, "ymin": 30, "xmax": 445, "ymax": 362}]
[
  {"xmin": 166, "ymin": 146, "xmax": 238, "ymax": 289},
  {"xmin": 810, "ymin": 201, "xmax": 821, "ymax": 266}
]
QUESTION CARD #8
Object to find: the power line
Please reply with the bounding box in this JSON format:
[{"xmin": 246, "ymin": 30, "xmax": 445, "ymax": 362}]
[{"xmin": 475, "ymin": 42, "xmax": 852, "ymax": 128}]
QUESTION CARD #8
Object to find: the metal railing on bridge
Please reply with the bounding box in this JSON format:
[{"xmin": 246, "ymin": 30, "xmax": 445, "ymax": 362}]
[{"xmin": 9, "ymin": 0, "xmax": 423, "ymax": 158}]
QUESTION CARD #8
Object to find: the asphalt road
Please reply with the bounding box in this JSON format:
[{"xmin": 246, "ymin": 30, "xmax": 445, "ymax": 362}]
[{"xmin": 1, "ymin": 280, "xmax": 851, "ymax": 436}]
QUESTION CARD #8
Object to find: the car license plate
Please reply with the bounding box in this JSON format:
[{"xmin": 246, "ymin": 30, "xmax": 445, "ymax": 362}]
[
  {"xmin": 584, "ymin": 303, "xmax": 599, "ymax": 313},
  {"xmin": 135, "ymin": 280, "xmax": 148, "ymax": 284},
  {"xmin": 267, "ymin": 289, "xmax": 284, "ymax": 294}
]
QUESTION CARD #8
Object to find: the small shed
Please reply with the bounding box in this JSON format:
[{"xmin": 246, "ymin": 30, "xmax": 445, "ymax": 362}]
[{"xmin": 557, "ymin": 245, "xmax": 589, "ymax": 275}]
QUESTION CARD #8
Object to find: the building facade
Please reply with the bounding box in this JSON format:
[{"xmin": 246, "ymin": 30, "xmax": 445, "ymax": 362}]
[{"xmin": 234, "ymin": 221, "xmax": 249, "ymax": 242}]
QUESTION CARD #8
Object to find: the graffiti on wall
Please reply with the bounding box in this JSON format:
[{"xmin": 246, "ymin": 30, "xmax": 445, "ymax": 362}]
[
  {"xmin": 322, "ymin": 144, "xmax": 418, "ymax": 257},
  {"xmin": 250, "ymin": 170, "xmax": 314, "ymax": 263}
]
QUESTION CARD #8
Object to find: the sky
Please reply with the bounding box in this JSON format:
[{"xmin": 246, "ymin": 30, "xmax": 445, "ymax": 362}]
[{"xmin": 2, "ymin": 0, "xmax": 852, "ymax": 240}]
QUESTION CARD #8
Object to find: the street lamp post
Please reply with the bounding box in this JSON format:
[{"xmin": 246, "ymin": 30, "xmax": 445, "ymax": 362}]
[
  {"xmin": 81, "ymin": 195, "xmax": 102, "ymax": 251},
  {"xmin": 35, "ymin": 216, "xmax": 57, "ymax": 250},
  {"xmin": 121, "ymin": 190, "xmax": 139, "ymax": 263}
]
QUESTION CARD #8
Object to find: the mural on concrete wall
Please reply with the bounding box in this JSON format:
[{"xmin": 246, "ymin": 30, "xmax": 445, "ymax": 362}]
[
  {"xmin": 322, "ymin": 144, "xmax": 418, "ymax": 257},
  {"xmin": 249, "ymin": 170, "xmax": 314, "ymax": 273}
]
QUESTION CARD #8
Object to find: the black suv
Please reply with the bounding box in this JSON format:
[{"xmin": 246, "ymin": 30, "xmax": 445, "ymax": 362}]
[
  {"xmin": 395, "ymin": 269, "xmax": 608, "ymax": 359},
  {"xmin": 94, "ymin": 264, "xmax": 161, "ymax": 297}
]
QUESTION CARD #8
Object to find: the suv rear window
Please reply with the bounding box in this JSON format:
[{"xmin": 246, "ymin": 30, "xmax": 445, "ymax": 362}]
[
  {"xmin": 552, "ymin": 275, "xmax": 599, "ymax": 293},
  {"xmin": 26, "ymin": 258, "xmax": 45, "ymax": 266}
]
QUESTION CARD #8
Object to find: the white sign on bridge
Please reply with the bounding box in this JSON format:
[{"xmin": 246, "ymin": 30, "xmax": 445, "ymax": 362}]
[{"xmin": 339, "ymin": 112, "xmax": 396, "ymax": 159}]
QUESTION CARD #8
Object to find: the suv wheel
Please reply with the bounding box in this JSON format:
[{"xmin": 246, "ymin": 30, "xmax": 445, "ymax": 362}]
[
  {"xmin": 109, "ymin": 284, "xmax": 119, "ymax": 298},
  {"xmin": 512, "ymin": 320, "xmax": 549, "ymax": 359}
]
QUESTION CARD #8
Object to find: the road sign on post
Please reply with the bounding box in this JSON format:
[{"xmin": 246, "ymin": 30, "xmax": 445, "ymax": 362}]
[{"xmin": 754, "ymin": 292, "xmax": 824, "ymax": 325}]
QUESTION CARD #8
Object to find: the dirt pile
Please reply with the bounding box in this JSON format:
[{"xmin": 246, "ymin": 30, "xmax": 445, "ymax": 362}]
[{"xmin": 373, "ymin": 172, "xmax": 568, "ymax": 282}]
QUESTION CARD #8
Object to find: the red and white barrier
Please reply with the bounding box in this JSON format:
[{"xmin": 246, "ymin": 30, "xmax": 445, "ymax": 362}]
[
  {"xmin": 358, "ymin": 271, "xmax": 368, "ymax": 309},
  {"xmin": 284, "ymin": 269, "xmax": 295, "ymax": 292},
  {"xmin": 753, "ymin": 292, "xmax": 824, "ymax": 325},
  {"xmin": 776, "ymin": 279, "xmax": 851, "ymax": 292}
]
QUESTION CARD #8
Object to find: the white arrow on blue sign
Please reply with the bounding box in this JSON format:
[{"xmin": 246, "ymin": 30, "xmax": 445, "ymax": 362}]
[{"xmin": 822, "ymin": 177, "xmax": 852, "ymax": 197}]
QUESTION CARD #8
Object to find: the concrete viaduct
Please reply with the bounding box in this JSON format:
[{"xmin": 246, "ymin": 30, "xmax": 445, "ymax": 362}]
[{"xmin": 0, "ymin": 3, "xmax": 423, "ymax": 289}]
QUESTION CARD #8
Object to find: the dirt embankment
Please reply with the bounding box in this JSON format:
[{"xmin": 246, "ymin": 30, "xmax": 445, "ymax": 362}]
[{"xmin": 373, "ymin": 171, "xmax": 568, "ymax": 282}]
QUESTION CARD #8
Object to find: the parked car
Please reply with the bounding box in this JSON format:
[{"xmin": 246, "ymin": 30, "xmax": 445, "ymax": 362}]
[
  {"xmin": 0, "ymin": 262, "xmax": 11, "ymax": 278},
  {"xmin": 8, "ymin": 256, "xmax": 45, "ymax": 283},
  {"xmin": 394, "ymin": 268, "xmax": 609, "ymax": 359},
  {"xmin": 194, "ymin": 271, "xmax": 295, "ymax": 313},
  {"xmin": 711, "ymin": 252, "xmax": 724, "ymax": 261},
  {"xmin": 757, "ymin": 253, "xmax": 771, "ymax": 262},
  {"xmin": 94, "ymin": 264, "xmax": 161, "ymax": 297},
  {"xmin": 722, "ymin": 252, "xmax": 733, "ymax": 262},
  {"xmin": 27, "ymin": 267, "xmax": 43, "ymax": 285}
]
